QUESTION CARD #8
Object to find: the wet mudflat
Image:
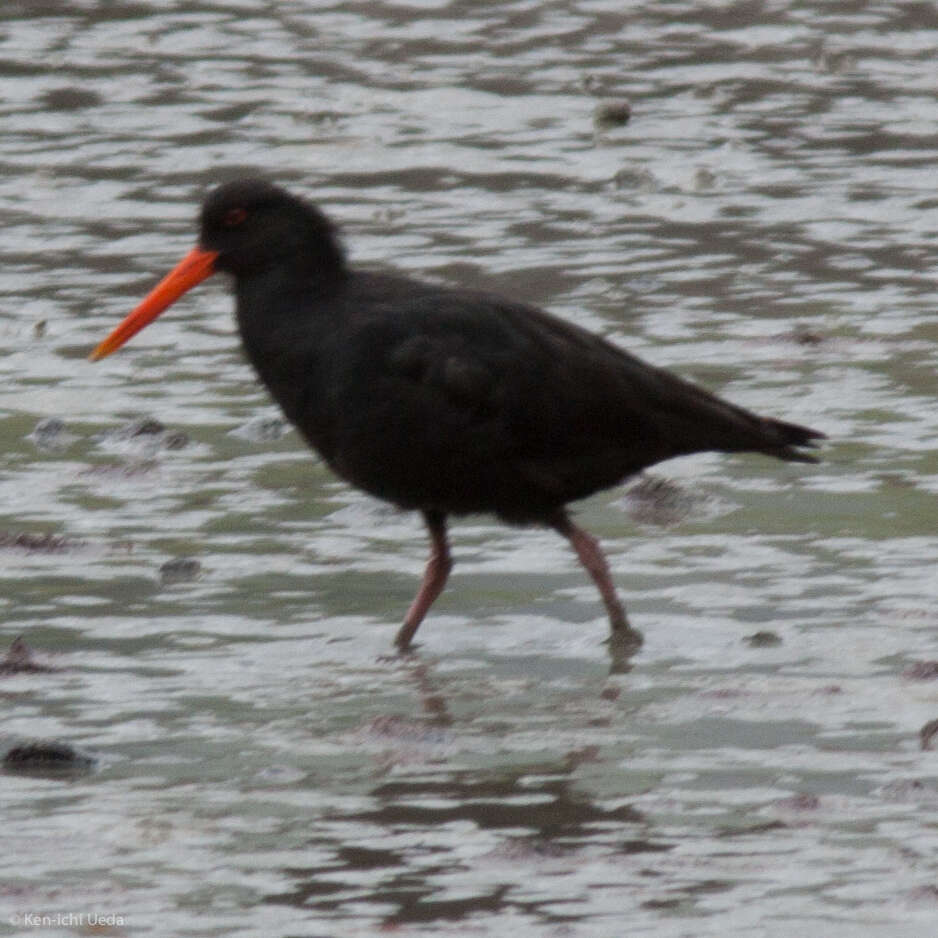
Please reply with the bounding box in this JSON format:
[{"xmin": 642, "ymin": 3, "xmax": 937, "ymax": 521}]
[{"xmin": 1, "ymin": 2, "xmax": 938, "ymax": 935}]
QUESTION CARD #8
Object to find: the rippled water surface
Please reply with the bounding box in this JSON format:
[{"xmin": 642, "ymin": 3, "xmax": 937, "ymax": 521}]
[{"xmin": 2, "ymin": 2, "xmax": 938, "ymax": 935}]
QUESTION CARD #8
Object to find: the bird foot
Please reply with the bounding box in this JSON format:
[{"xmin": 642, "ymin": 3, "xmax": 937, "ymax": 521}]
[{"xmin": 605, "ymin": 622, "xmax": 644, "ymax": 674}]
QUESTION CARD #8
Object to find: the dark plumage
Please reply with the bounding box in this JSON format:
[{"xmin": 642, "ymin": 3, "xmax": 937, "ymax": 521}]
[{"xmin": 92, "ymin": 178, "xmax": 824, "ymax": 650}]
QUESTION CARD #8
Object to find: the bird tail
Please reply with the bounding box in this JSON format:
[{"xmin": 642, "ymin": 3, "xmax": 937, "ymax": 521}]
[{"xmin": 756, "ymin": 417, "xmax": 825, "ymax": 464}]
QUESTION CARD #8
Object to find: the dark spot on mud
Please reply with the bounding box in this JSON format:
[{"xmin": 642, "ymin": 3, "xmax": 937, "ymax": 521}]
[
  {"xmin": 700, "ymin": 687, "xmax": 746, "ymax": 699},
  {"xmin": 33, "ymin": 416, "xmax": 65, "ymax": 436},
  {"xmin": 788, "ymin": 324, "xmax": 824, "ymax": 346},
  {"xmin": 642, "ymin": 897, "xmax": 682, "ymax": 910},
  {"xmin": 159, "ymin": 557, "xmax": 202, "ymax": 585},
  {"xmin": 744, "ymin": 324, "xmax": 828, "ymax": 348},
  {"xmin": 594, "ymin": 98, "xmax": 631, "ymax": 127},
  {"xmin": 875, "ymin": 472, "xmax": 917, "ymax": 490},
  {"xmin": 29, "ymin": 416, "xmax": 78, "ymax": 452},
  {"xmin": 717, "ymin": 819, "xmax": 787, "ymax": 837},
  {"xmin": 619, "ymin": 839, "xmax": 673, "ymax": 854},
  {"xmin": 365, "ymin": 714, "xmax": 449, "ymax": 746},
  {"xmin": 94, "ymin": 417, "xmax": 189, "ymax": 452},
  {"xmin": 0, "ymin": 531, "xmax": 83, "ymax": 553},
  {"xmin": 3, "ymin": 740, "xmax": 95, "ymax": 776},
  {"xmin": 694, "ymin": 168, "xmax": 719, "ymax": 191},
  {"xmin": 564, "ymin": 746, "xmax": 601, "ymax": 770},
  {"xmin": 907, "ymin": 884, "xmax": 938, "ymax": 904},
  {"xmin": 878, "ymin": 778, "xmax": 938, "ymax": 803},
  {"xmin": 920, "ymin": 719, "xmax": 938, "ymax": 751},
  {"xmin": 903, "ymin": 661, "xmax": 938, "ymax": 680},
  {"xmin": 614, "ymin": 166, "xmax": 657, "ymax": 192},
  {"xmin": 41, "ymin": 87, "xmax": 101, "ymax": 110},
  {"xmin": 0, "ymin": 636, "xmax": 60, "ymax": 675},
  {"xmin": 745, "ymin": 630, "xmax": 782, "ymax": 647},
  {"xmin": 163, "ymin": 430, "xmax": 189, "ymax": 449},
  {"xmin": 130, "ymin": 418, "xmax": 165, "ymax": 436},
  {"xmin": 486, "ymin": 837, "xmax": 571, "ymax": 861}
]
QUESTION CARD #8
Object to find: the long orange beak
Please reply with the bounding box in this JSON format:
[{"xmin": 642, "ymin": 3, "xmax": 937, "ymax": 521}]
[{"xmin": 89, "ymin": 246, "xmax": 220, "ymax": 361}]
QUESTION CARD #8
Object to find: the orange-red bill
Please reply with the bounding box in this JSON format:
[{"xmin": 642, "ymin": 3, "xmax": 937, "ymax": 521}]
[{"xmin": 89, "ymin": 246, "xmax": 220, "ymax": 361}]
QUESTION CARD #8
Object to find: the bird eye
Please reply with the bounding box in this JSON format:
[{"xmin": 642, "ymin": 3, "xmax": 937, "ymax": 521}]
[{"xmin": 224, "ymin": 208, "xmax": 248, "ymax": 227}]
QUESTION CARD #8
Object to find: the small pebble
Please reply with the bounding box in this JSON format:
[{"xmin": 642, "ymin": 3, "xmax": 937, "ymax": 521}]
[
  {"xmin": 613, "ymin": 166, "xmax": 656, "ymax": 192},
  {"xmin": 29, "ymin": 417, "xmax": 78, "ymax": 453},
  {"xmin": 790, "ymin": 324, "xmax": 824, "ymax": 346},
  {"xmin": 745, "ymin": 631, "xmax": 782, "ymax": 648},
  {"xmin": 693, "ymin": 168, "xmax": 718, "ymax": 191},
  {"xmin": 0, "ymin": 636, "xmax": 59, "ymax": 675},
  {"xmin": 159, "ymin": 557, "xmax": 202, "ymax": 585},
  {"xmin": 3, "ymin": 740, "xmax": 95, "ymax": 775},
  {"xmin": 594, "ymin": 99, "xmax": 632, "ymax": 128},
  {"xmin": 41, "ymin": 87, "xmax": 101, "ymax": 110},
  {"xmin": 96, "ymin": 416, "xmax": 190, "ymax": 454},
  {"xmin": 130, "ymin": 418, "xmax": 166, "ymax": 436}
]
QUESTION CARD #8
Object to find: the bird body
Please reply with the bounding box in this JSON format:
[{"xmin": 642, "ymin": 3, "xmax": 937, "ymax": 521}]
[
  {"xmin": 239, "ymin": 270, "xmax": 816, "ymax": 524},
  {"xmin": 91, "ymin": 178, "xmax": 823, "ymax": 650}
]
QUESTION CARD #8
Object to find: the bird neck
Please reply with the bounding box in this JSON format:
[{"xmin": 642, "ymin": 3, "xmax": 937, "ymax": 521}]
[{"xmin": 232, "ymin": 264, "xmax": 346, "ymax": 367}]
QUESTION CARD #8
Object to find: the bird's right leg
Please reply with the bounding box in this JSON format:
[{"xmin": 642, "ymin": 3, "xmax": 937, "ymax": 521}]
[{"xmin": 394, "ymin": 510, "xmax": 452, "ymax": 650}]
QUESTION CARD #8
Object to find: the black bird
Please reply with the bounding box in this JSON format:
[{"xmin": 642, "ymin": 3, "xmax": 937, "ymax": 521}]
[{"xmin": 91, "ymin": 179, "xmax": 823, "ymax": 651}]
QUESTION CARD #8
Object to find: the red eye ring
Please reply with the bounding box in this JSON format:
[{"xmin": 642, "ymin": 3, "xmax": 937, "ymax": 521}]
[{"xmin": 224, "ymin": 207, "xmax": 247, "ymax": 227}]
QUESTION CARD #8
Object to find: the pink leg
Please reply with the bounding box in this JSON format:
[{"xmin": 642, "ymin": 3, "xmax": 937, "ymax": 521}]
[
  {"xmin": 551, "ymin": 512, "xmax": 640, "ymax": 643},
  {"xmin": 395, "ymin": 511, "xmax": 452, "ymax": 650}
]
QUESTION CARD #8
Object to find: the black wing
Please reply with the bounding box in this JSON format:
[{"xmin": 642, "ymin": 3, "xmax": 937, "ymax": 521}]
[{"xmin": 326, "ymin": 276, "xmax": 823, "ymax": 518}]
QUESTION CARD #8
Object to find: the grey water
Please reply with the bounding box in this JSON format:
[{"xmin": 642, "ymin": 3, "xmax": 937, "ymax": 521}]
[{"xmin": 1, "ymin": 2, "xmax": 938, "ymax": 935}]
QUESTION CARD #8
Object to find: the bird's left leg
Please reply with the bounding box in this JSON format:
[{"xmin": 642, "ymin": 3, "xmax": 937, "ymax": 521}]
[{"xmin": 550, "ymin": 511, "xmax": 642, "ymax": 648}]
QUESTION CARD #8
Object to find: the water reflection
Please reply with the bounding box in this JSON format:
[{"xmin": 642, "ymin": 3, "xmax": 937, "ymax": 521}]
[{"xmin": 263, "ymin": 766, "xmax": 645, "ymax": 927}]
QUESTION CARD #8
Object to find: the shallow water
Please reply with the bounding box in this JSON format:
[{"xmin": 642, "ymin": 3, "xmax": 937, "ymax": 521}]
[{"xmin": 2, "ymin": 1, "xmax": 938, "ymax": 935}]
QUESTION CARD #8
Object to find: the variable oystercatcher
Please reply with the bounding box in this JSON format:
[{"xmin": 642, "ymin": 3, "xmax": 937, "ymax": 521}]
[{"xmin": 91, "ymin": 178, "xmax": 823, "ymax": 651}]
